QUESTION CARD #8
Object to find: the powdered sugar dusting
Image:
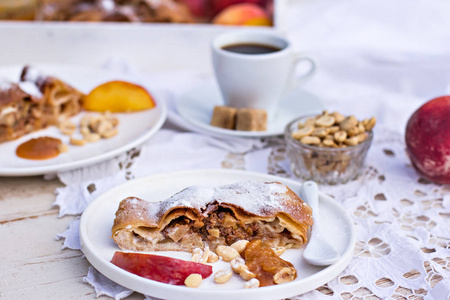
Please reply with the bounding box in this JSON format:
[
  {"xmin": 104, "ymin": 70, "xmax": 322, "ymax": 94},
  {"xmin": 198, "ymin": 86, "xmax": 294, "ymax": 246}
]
[
  {"xmin": 22, "ymin": 67, "xmax": 43, "ymax": 83},
  {"xmin": 18, "ymin": 81, "xmax": 42, "ymax": 98},
  {"xmin": 151, "ymin": 181, "xmax": 288, "ymax": 219}
]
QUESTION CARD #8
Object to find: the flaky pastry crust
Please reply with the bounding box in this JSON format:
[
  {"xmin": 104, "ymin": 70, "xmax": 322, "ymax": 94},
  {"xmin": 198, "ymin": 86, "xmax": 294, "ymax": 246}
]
[{"xmin": 112, "ymin": 181, "xmax": 313, "ymax": 253}]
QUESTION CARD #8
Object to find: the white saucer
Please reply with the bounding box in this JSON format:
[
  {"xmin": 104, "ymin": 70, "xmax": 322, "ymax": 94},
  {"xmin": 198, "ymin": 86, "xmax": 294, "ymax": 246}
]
[{"xmin": 175, "ymin": 82, "xmax": 323, "ymax": 138}]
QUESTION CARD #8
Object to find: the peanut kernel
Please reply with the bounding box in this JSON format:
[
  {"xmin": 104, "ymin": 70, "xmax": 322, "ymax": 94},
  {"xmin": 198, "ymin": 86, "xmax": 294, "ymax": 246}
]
[
  {"xmin": 214, "ymin": 269, "xmax": 233, "ymax": 284},
  {"xmin": 216, "ymin": 245, "xmax": 240, "ymax": 262},
  {"xmin": 230, "ymin": 240, "xmax": 249, "ymax": 254},
  {"xmin": 244, "ymin": 278, "xmax": 260, "ymax": 288},
  {"xmin": 184, "ymin": 274, "xmax": 202, "ymax": 288}
]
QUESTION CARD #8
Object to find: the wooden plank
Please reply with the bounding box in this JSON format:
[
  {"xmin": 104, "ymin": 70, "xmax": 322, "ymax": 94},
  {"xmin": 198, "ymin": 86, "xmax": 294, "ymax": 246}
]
[{"xmin": 0, "ymin": 176, "xmax": 144, "ymax": 299}]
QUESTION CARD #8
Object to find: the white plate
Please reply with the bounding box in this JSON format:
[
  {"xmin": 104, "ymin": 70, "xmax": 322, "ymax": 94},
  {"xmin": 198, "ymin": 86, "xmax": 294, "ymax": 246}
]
[
  {"xmin": 175, "ymin": 82, "xmax": 323, "ymax": 138},
  {"xmin": 79, "ymin": 169, "xmax": 355, "ymax": 300},
  {"xmin": 0, "ymin": 64, "xmax": 167, "ymax": 176}
]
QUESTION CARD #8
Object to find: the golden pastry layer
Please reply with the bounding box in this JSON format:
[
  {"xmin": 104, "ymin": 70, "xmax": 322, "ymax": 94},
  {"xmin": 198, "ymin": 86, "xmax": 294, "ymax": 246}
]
[{"xmin": 112, "ymin": 181, "xmax": 313, "ymax": 253}]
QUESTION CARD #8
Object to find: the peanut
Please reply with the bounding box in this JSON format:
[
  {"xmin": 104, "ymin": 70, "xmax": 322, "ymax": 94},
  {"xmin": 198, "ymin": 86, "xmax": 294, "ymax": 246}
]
[
  {"xmin": 244, "ymin": 278, "xmax": 260, "ymax": 288},
  {"xmin": 339, "ymin": 116, "xmax": 358, "ymax": 131},
  {"xmin": 364, "ymin": 117, "xmax": 376, "ymax": 131},
  {"xmin": 239, "ymin": 267, "xmax": 256, "ymax": 280},
  {"xmin": 334, "ymin": 130, "xmax": 347, "ymax": 143},
  {"xmin": 315, "ymin": 115, "xmax": 335, "ymax": 127},
  {"xmin": 311, "ymin": 127, "xmax": 329, "ymax": 138},
  {"xmin": 273, "ymin": 267, "xmax": 296, "ymax": 284},
  {"xmin": 207, "ymin": 251, "xmax": 219, "ymax": 263},
  {"xmin": 184, "ymin": 274, "xmax": 202, "ymax": 288},
  {"xmin": 230, "ymin": 257, "xmax": 247, "ymax": 274},
  {"xmin": 300, "ymin": 136, "xmax": 321, "ymax": 145},
  {"xmin": 292, "ymin": 125, "xmax": 314, "ymax": 139},
  {"xmin": 101, "ymin": 128, "xmax": 118, "ymax": 139},
  {"xmin": 331, "ymin": 111, "xmax": 345, "ymax": 123},
  {"xmin": 214, "ymin": 269, "xmax": 233, "ymax": 284},
  {"xmin": 191, "ymin": 248, "xmax": 203, "ymax": 263},
  {"xmin": 59, "ymin": 120, "xmax": 77, "ymax": 135},
  {"xmin": 70, "ymin": 137, "xmax": 86, "ymax": 146},
  {"xmin": 216, "ymin": 245, "xmax": 240, "ymax": 262},
  {"xmin": 84, "ymin": 133, "xmax": 101, "ymax": 143},
  {"xmin": 57, "ymin": 143, "xmax": 69, "ymax": 153},
  {"xmin": 230, "ymin": 240, "xmax": 249, "ymax": 254}
]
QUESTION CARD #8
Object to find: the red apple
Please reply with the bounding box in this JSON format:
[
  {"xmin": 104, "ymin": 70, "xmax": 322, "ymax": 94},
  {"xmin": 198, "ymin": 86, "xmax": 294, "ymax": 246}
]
[{"xmin": 405, "ymin": 96, "xmax": 450, "ymax": 184}]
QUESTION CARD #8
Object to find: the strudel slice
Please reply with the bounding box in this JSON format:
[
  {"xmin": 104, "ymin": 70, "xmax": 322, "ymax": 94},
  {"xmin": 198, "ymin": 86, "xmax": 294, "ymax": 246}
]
[
  {"xmin": 0, "ymin": 66, "xmax": 84, "ymax": 143},
  {"xmin": 112, "ymin": 181, "xmax": 313, "ymax": 253}
]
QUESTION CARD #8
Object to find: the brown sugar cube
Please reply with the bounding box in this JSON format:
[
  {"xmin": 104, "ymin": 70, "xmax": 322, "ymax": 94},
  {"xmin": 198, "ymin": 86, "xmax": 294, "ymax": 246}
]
[
  {"xmin": 210, "ymin": 106, "xmax": 237, "ymax": 129},
  {"xmin": 235, "ymin": 108, "xmax": 267, "ymax": 131}
]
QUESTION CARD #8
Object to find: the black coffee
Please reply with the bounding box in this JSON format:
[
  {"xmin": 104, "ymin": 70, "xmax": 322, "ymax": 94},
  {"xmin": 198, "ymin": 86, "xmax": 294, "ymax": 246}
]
[{"xmin": 222, "ymin": 43, "xmax": 282, "ymax": 54}]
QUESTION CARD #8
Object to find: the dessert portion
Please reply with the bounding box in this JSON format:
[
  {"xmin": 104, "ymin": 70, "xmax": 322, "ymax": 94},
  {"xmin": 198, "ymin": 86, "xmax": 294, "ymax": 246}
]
[
  {"xmin": 0, "ymin": 66, "xmax": 84, "ymax": 144},
  {"xmin": 112, "ymin": 181, "xmax": 313, "ymax": 253},
  {"xmin": 210, "ymin": 105, "xmax": 267, "ymax": 131},
  {"xmin": 36, "ymin": 0, "xmax": 195, "ymax": 23}
]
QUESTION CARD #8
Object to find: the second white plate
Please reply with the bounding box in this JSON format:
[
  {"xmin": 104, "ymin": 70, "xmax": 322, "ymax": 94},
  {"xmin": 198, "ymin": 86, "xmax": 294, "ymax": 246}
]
[
  {"xmin": 0, "ymin": 64, "xmax": 167, "ymax": 176},
  {"xmin": 175, "ymin": 82, "xmax": 323, "ymax": 138},
  {"xmin": 80, "ymin": 169, "xmax": 355, "ymax": 300}
]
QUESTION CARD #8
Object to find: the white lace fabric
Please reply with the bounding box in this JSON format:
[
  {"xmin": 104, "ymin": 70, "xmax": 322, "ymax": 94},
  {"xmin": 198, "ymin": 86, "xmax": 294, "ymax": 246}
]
[{"xmin": 54, "ymin": 126, "xmax": 449, "ymax": 300}]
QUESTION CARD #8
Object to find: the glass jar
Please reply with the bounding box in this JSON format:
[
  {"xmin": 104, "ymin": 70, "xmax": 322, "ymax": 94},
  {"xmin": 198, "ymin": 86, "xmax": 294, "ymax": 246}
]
[{"xmin": 284, "ymin": 116, "xmax": 373, "ymax": 185}]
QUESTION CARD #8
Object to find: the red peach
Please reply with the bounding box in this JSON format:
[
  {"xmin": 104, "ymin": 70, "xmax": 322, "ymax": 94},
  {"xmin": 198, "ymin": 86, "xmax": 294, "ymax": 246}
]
[{"xmin": 405, "ymin": 96, "xmax": 450, "ymax": 184}]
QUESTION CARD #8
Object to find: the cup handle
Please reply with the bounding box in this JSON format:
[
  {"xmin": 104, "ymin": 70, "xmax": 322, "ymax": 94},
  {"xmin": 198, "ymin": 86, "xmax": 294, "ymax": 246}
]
[{"xmin": 292, "ymin": 55, "xmax": 316, "ymax": 86}]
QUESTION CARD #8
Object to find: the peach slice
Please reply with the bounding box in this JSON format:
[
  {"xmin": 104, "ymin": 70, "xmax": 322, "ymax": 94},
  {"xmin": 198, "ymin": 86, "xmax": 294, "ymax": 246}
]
[
  {"xmin": 212, "ymin": 3, "xmax": 271, "ymax": 26},
  {"xmin": 83, "ymin": 81, "xmax": 156, "ymax": 112}
]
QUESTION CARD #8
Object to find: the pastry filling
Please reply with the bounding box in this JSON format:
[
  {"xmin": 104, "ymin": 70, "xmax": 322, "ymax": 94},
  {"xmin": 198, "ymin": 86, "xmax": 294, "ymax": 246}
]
[{"xmin": 125, "ymin": 207, "xmax": 302, "ymax": 251}]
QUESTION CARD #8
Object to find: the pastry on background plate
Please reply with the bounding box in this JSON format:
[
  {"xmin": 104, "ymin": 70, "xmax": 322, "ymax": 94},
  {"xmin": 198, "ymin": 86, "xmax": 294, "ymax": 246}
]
[
  {"xmin": 0, "ymin": 66, "xmax": 84, "ymax": 143},
  {"xmin": 112, "ymin": 181, "xmax": 313, "ymax": 253}
]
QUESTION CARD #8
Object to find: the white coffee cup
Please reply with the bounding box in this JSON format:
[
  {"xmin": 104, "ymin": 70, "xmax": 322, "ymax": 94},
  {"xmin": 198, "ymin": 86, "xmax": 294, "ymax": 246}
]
[{"xmin": 211, "ymin": 31, "xmax": 315, "ymax": 118}]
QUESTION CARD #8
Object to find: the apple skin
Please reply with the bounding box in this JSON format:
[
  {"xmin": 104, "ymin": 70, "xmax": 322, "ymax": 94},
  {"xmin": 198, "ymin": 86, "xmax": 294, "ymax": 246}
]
[{"xmin": 405, "ymin": 96, "xmax": 450, "ymax": 184}]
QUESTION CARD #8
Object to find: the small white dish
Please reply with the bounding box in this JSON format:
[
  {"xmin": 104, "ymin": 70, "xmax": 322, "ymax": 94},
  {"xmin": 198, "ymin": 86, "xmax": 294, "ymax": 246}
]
[
  {"xmin": 0, "ymin": 64, "xmax": 167, "ymax": 176},
  {"xmin": 79, "ymin": 169, "xmax": 356, "ymax": 300},
  {"xmin": 175, "ymin": 82, "xmax": 323, "ymax": 138}
]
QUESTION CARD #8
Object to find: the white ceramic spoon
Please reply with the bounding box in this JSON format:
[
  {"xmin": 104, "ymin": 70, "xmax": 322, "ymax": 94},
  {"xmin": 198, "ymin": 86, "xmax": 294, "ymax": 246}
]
[{"xmin": 301, "ymin": 181, "xmax": 340, "ymax": 266}]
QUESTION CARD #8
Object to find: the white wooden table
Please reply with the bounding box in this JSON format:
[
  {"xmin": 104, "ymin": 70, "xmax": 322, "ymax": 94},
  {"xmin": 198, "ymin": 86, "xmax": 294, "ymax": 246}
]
[{"xmin": 0, "ymin": 176, "xmax": 131, "ymax": 299}]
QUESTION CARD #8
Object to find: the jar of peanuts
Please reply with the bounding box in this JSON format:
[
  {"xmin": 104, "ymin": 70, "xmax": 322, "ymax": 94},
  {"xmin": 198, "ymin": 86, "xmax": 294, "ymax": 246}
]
[{"xmin": 284, "ymin": 111, "xmax": 375, "ymax": 185}]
